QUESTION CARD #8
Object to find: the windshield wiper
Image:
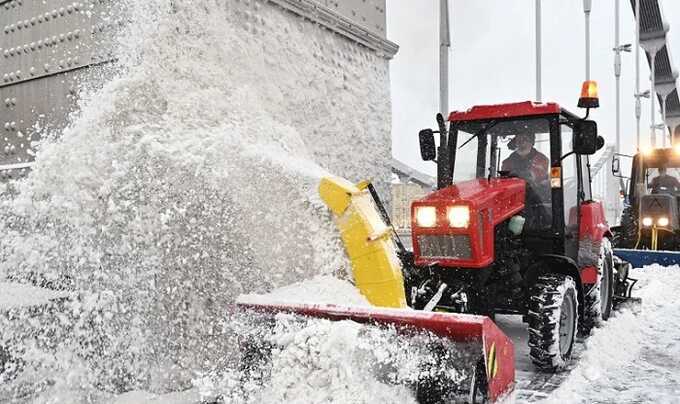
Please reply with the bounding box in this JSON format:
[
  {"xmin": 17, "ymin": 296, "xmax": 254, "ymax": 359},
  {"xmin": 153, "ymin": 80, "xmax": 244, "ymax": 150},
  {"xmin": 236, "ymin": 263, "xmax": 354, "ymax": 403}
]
[{"xmin": 458, "ymin": 120, "xmax": 498, "ymax": 149}]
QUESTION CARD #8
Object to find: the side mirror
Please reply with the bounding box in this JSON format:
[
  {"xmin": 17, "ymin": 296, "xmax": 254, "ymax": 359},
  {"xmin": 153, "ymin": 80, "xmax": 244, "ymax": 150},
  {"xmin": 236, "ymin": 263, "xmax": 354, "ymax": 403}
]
[
  {"xmin": 612, "ymin": 153, "xmax": 633, "ymax": 179},
  {"xmin": 419, "ymin": 129, "xmax": 436, "ymax": 161},
  {"xmin": 572, "ymin": 120, "xmax": 601, "ymax": 155}
]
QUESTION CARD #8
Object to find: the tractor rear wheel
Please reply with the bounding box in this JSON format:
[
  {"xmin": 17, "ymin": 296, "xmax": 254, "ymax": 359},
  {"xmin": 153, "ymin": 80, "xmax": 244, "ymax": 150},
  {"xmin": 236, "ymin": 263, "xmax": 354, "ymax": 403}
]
[
  {"xmin": 528, "ymin": 273, "xmax": 578, "ymax": 371},
  {"xmin": 581, "ymin": 238, "xmax": 614, "ymax": 336}
]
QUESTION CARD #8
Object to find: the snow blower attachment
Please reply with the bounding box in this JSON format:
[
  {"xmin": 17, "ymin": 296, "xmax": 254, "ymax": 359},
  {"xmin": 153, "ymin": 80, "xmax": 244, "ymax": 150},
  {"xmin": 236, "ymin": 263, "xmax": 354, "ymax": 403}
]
[
  {"xmin": 236, "ymin": 176, "xmax": 515, "ymax": 403},
  {"xmin": 236, "ymin": 303, "xmax": 514, "ymax": 403}
]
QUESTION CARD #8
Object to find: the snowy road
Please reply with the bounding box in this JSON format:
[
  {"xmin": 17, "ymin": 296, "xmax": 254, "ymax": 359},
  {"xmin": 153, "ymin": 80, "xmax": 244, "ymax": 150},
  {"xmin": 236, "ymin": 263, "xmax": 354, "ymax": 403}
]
[
  {"xmin": 544, "ymin": 265, "xmax": 680, "ymax": 404},
  {"xmin": 496, "ymin": 265, "xmax": 680, "ymax": 404}
]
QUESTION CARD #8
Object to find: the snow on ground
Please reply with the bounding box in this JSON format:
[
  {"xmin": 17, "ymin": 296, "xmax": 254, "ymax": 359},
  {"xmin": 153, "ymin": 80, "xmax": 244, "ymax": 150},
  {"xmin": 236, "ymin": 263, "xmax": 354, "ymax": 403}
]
[
  {"xmin": 496, "ymin": 264, "xmax": 680, "ymax": 404},
  {"xmin": 238, "ymin": 275, "xmax": 371, "ymax": 307},
  {"xmin": 539, "ymin": 265, "xmax": 680, "ymax": 404}
]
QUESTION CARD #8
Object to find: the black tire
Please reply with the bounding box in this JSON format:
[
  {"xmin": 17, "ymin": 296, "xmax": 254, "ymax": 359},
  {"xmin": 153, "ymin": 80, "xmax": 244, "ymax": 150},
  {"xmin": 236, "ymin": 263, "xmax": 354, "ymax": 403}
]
[
  {"xmin": 617, "ymin": 206, "xmax": 638, "ymax": 248},
  {"xmin": 581, "ymin": 238, "xmax": 614, "ymax": 336},
  {"xmin": 528, "ymin": 274, "xmax": 578, "ymax": 371},
  {"xmin": 415, "ymin": 356, "xmax": 488, "ymax": 404}
]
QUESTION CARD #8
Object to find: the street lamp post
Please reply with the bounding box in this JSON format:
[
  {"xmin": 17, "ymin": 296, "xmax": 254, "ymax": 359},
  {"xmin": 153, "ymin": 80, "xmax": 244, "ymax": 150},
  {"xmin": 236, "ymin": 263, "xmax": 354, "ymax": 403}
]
[
  {"xmin": 584, "ymin": 0, "xmax": 592, "ymax": 80},
  {"xmin": 536, "ymin": 0, "xmax": 542, "ymax": 102},
  {"xmin": 440, "ymin": 0, "xmax": 450, "ymax": 117},
  {"xmin": 651, "ymin": 51, "xmax": 658, "ymax": 146},
  {"xmin": 613, "ymin": 0, "xmax": 632, "ymax": 154},
  {"xmin": 635, "ymin": 0, "xmax": 641, "ymax": 149}
]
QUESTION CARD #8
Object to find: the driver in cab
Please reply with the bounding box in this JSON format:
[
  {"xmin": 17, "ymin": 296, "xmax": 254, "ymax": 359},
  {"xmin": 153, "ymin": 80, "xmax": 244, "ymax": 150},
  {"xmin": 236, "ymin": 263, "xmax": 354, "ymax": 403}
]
[
  {"xmin": 501, "ymin": 133, "xmax": 549, "ymax": 184},
  {"xmin": 501, "ymin": 133, "xmax": 551, "ymax": 230},
  {"xmin": 650, "ymin": 166, "xmax": 680, "ymax": 193}
]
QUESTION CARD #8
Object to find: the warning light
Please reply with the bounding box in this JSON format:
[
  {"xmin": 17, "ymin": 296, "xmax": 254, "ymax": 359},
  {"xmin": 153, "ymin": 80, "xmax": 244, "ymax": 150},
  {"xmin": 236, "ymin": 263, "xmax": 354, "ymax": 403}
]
[
  {"xmin": 550, "ymin": 167, "xmax": 562, "ymax": 188},
  {"xmin": 578, "ymin": 80, "xmax": 600, "ymax": 109}
]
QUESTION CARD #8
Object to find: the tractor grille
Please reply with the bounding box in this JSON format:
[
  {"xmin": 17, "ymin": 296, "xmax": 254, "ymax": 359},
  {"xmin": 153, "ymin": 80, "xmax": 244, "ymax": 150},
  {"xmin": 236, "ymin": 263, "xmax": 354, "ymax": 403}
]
[{"xmin": 417, "ymin": 235, "xmax": 472, "ymax": 259}]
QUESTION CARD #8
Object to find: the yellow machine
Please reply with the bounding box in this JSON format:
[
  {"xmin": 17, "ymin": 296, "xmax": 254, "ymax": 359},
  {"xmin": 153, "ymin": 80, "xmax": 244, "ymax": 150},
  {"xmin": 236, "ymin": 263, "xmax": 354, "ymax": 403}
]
[{"xmin": 318, "ymin": 176, "xmax": 407, "ymax": 308}]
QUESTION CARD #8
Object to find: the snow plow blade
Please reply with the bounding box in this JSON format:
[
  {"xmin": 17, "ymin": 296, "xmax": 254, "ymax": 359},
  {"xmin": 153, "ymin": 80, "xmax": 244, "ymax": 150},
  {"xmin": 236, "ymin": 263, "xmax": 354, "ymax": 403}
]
[
  {"xmin": 236, "ymin": 301, "xmax": 515, "ymax": 403},
  {"xmin": 613, "ymin": 248, "xmax": 680, "ymax": 268}
]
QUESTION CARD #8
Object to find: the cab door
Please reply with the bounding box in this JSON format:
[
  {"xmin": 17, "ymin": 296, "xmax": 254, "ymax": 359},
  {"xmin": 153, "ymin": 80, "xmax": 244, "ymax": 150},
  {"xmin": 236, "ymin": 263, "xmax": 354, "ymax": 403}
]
[{"xmin": 559, "ymin": 123, "xmax": 580, "ymax": 261}]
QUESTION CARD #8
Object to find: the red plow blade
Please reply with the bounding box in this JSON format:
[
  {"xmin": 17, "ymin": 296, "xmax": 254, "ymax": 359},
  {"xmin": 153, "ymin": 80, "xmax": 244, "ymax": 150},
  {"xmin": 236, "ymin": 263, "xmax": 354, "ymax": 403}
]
[{"xmin": 236, "ymin": 302, "xmax": 515, "ymax": 403}]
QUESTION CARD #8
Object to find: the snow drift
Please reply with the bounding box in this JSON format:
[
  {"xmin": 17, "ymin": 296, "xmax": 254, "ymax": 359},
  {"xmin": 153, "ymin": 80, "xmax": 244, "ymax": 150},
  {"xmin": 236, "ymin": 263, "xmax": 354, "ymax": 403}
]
[{"xmin": 0, "ymin": 0, "xmax": 392, "ymax": 399}]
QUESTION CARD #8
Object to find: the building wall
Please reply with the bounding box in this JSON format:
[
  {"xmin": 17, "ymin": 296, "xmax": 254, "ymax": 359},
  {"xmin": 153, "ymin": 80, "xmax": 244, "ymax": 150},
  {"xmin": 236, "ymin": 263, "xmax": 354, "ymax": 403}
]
[
  {"xmin": 391, "ymin": 182, "xmax": 429, "ymax": 230},
  {"xmin": 0, "ymin": 0, "xmax": 396, "ymax": 182},
  {"xmin": 0, "ymin": 0, "xmax": 119, "ymax": 177}
]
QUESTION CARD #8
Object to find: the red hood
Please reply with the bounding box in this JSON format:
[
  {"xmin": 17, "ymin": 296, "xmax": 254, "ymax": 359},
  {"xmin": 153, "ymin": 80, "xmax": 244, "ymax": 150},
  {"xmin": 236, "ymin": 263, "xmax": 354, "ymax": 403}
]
[
  {"xmin": 411, "ymin": 177, "xmax": 526, "ymax": 268},
  {"xmin": 419, "ymin": 178, "xmax": 526, "ymax": 224}
]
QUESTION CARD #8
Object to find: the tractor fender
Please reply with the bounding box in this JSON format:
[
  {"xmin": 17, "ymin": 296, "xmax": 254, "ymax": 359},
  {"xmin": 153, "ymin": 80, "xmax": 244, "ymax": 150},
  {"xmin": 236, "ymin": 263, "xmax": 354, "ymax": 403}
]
[
  {"xmin": 579, "ymin": 201, "xmax": 612, "ymax": 242},
  {"xmin": 525, "ymin": 254, "xmax": 585, "ymax": 318}
]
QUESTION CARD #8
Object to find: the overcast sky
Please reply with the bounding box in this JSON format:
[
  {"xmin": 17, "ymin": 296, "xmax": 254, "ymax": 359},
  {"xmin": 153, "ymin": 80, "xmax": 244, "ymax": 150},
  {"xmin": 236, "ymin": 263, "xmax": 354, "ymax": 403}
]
[{"xmin": 387, "ymin": 0, "xmax": 680, "ymax": 175}]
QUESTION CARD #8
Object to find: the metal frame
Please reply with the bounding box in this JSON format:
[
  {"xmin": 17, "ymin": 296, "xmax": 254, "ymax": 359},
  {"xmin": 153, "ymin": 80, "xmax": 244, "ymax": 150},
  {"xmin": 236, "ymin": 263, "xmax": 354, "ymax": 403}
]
[
  {"xmin": 629, "ymin": 0, "xmax": 680, "ymax": 146},
  {"xmin": 269, "ymin": 0, "xmax": 397, "ymax": 58}
]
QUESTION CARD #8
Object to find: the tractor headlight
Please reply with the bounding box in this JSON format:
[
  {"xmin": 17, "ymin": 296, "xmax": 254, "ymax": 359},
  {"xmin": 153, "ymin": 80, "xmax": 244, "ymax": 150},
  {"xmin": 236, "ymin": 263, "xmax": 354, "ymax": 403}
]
[
  {"xmin": 642, "ymin": 217, "xmax": 653, "ymax": 227},
  {"xmin": 415, "ymin": 206, "xmax": 437, "ymax": 228},
  {"xmin": 447, "ymin": 205, "xmax": 470, "ymax": 228},
  {"xmin": 658, "ymin": 217, "xmax": 669, "ymax": 227}
]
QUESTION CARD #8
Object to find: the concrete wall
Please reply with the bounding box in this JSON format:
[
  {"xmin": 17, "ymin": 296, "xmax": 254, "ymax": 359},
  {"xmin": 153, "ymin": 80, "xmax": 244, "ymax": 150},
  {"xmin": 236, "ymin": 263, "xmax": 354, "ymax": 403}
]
[
  {"xmin": 0, "ymin": 0, "xmax": 396, "ymax": 180},
  {"xmin": 391, "ymin": 182, "xmax": 429, "ymax": 230}
]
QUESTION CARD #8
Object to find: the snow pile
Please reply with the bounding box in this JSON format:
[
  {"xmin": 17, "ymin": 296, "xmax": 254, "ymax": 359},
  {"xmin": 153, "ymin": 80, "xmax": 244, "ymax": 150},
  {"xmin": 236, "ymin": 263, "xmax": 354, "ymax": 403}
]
[
  {"xmin": 238, "ymin": 275, "xmax": 371, "ymax": 307},
  {"xmin": 248, "ymin": 316, "xmax": 416, "ymax": 404},
  {"xmin": 543, "ymin": 265, "xmax": 680, "ymax": 404},
  {"xmin": 195, "ymin": 312, "xmax": 476, "ymax": 404},
  {"xmin": 0, "ymin": 0, "xmax": 391, "ymax": 399}
]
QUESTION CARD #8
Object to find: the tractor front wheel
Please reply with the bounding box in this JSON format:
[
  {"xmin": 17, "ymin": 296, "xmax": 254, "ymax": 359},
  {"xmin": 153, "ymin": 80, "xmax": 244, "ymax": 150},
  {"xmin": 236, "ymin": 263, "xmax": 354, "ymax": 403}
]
[{"xmin": 528, "ymin": 273, "xmax": 578, "ymax": 371}]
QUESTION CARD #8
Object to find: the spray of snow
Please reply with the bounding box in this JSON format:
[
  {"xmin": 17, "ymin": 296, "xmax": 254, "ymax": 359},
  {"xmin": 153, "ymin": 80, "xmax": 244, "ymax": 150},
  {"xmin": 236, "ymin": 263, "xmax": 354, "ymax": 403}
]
[
  {"xmin": 0, "ymin": 283, "xmax": 69, "ymax": 310},
  {"xmin": 194, "ymin": 311, "xmax": 478, "ymax": 404},
  {"xmin": 0, "ymin": 0, "xmax": 392, "ymax": 399}
]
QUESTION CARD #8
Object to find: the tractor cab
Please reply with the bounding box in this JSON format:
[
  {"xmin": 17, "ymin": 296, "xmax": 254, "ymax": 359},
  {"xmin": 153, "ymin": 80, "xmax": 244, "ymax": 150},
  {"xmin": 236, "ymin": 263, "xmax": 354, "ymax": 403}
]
[
  {"xmin": 407, "ymin": 83, "xmax": 627, "ymax": 371},
  {"xmin": 414, "ymin": 101, "xmax": 605, "ymax": 270},
  {"xmin": 614, "ymin": 147, "xmax": 680, "ymax": 250}
]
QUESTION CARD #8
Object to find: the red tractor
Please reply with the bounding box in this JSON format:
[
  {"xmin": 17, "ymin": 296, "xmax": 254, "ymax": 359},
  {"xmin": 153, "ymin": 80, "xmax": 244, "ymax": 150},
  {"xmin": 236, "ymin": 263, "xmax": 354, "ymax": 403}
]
[
  {"xmin": 405, "ymin": 88, "xmax": 632, "ymax": 370},
  {"xmin": 236, "ymin": 86, "xmax": 638, "ymax": 402}
]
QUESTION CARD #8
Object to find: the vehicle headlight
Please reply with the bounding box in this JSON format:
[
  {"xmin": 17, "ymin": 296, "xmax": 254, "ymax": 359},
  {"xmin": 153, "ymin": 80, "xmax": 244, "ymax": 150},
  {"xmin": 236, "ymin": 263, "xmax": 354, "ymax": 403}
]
[
  {"xmin": 447, "ymin": 205, "xmax": 470, "ymax": 228},
  {"xmin": 416, "ymin": 206, "xmax": 437, "ymax": 227},
  {"xmin": 642, "ymin": 217, "xmax": 653, "ymax": 227},
  {"xmin": 658, "ymin": 217, "xmax": 669, "ymax": 227}
]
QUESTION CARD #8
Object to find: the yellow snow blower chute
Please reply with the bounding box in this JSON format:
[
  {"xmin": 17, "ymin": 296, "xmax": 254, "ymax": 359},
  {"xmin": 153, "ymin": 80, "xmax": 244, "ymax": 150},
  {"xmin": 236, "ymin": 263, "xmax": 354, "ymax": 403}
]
[
  {"xmin": 237, "ymin": 175, "xmax": 515, "ymax": 403},
  {"xmin": 317, "ymin": 176, "xmax": 408, "ymax": 308}
]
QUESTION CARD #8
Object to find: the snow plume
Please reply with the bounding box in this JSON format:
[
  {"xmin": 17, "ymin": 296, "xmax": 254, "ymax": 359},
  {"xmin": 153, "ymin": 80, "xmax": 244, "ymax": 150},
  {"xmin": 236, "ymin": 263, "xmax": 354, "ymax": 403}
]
[
  {"xmin": 196, "ymin": 312, "xmax": 477, "ymax": 404},
  {"xmin": 0, "ymin": 0, "xmax": 390, "ymax": 398}
]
